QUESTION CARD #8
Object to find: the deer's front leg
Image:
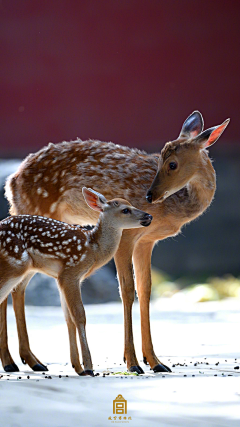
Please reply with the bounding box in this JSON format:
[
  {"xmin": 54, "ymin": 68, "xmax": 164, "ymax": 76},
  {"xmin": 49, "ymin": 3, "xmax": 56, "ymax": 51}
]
[
  {"xmin": 58, "ymin": 272, "xmax": 94, "ymax": 376},
  {"xmin": 133, "ymin": 240, "xmax": 171, "ymax": 373},
  {"xmin": 114, "ymin": 234, "xmax": 144, "ymax": 374},
  {"xmin": 12, "ymin": 273, "xmax": 48, "ymax": 371},
  {"xmin": 0, "ymin": 298, "xmax": 19, "ymax": 372}
]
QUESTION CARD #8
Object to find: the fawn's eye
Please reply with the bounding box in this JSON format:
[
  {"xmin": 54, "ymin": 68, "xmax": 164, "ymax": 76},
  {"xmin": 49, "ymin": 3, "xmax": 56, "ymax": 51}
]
[
  {"xmin": 169, "ymin": 162, "xmax": 177, "ymax": 170},
  {"xmin": 122, "ymin": 208, "xmax": 130, "ymax": 214}
]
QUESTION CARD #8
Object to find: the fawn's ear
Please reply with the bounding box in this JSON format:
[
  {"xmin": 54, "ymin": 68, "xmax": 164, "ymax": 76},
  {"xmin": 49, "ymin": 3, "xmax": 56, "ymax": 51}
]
[
  {"xmin": 179, "ymin": 111, "xmax": 204, "ymax": 139},
  {"xmin": 82, "ymin": 187, "xmax": 107, "ymax": 212},
  {"xmin": 193, "ymin": 118, "xmax": 230, "ymax": 149}
]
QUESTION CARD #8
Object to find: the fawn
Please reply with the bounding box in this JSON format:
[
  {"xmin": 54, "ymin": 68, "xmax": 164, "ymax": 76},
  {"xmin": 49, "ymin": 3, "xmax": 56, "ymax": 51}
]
[
  {"xmin": 2, "ymin": 111, "xmax": 229, "ymax": 374},
  {"xmin": 0, "ymin": 187, "xmax": 152, "ymax": 375}
]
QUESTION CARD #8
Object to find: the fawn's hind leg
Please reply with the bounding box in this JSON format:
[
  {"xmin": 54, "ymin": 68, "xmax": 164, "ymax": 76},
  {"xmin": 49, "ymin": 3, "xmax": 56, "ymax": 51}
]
[
  {"xmin": 0, "ymin": 271, "xmax": 25, "ymax": 371},
  {"xmin": 0, "ymin": 298, "xmax": 19, "ymax": 372},
  {"xmin": 12, "ymin": 273, "xmax": 48, "ymax": 371},
  {"xmin": 0, "ymin": 269, "xmax": 34, "ymax": 372}
]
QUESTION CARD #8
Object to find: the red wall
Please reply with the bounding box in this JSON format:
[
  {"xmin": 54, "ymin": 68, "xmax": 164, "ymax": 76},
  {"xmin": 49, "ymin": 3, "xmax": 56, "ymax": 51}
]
[{"xmin": 1, "ymin": 0, "xmax": 239, "ymax": 157}]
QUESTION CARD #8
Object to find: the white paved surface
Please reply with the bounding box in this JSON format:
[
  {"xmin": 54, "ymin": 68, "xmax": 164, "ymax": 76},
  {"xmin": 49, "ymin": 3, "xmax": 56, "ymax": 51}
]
[{"xmin": 0, "ymin": 299, "xmax": 240, "ymax": 427}]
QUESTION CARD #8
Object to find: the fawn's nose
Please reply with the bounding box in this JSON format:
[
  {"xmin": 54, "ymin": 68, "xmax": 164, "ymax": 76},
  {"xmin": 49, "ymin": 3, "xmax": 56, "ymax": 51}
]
[
  {"xmin": 144, "ymin": 213, "xmax": 153, "ymax": 221},
  {"xmin": 146, "ymin": 191, "xmax": 152, "ymax": 203},
  {"xmin": 140, "ymin": 213, "xmax": 153, "ymax": 227}
]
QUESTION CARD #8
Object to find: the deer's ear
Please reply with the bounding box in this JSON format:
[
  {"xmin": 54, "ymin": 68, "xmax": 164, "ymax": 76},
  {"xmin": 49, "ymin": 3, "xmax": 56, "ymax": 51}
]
[
  {"xmin": 82, "ymin": 187, "xmax": 107, "ymax": 212},
  {"xmin": 179, "ymin": 111, "xmax": 204, "ymax": 139},
  {"xmin": 194, "ymin": 118, "xmax": 230, "ymax": 149}
]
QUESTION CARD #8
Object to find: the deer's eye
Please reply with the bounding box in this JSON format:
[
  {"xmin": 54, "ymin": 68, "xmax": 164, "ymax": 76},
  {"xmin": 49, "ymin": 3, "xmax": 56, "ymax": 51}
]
[
  {"xmin": 169, "ymin": 162, "xmax": 177, "ymax": 170},
  {"xmin": 122, "ymin": 208, "xmax": 130, "ymax": 214}
]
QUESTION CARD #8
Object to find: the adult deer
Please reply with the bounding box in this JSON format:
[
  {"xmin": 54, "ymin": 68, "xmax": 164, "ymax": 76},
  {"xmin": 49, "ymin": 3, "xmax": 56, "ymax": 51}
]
[
  {"xmin": 2, "ymin": 111, "xmax": 229, "ymax": 374},
  {"xmin": 0, "ymin": 188, "xmax": 152, "ymax": 375}
]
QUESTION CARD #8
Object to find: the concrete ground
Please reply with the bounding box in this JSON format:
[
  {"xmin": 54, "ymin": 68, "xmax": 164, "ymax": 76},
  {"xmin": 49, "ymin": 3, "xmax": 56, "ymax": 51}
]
[{"xmin": 0, "ymin": 299, "xmax": 240, "ymax": 427}]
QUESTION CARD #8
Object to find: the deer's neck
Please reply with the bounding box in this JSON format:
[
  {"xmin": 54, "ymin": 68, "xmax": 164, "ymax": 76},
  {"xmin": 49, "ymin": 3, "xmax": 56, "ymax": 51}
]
[
  {"xmin": 183, "ymin": 152, "xmax": 216, "ymax": 219},
  {"xmin": 89, "ymin": 215, "xmax": 122, "ymax": 268},
  {"xmin": 164, "ymin": 152, "xmax": 216, "ymax": 223}
]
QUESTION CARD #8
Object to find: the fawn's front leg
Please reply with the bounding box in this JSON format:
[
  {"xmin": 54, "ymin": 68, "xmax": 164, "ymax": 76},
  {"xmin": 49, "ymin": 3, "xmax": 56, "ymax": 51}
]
[
  {"xmin": 58, "ymin": 271, "xmax": 94, "ymax": 376},
  {"xmin": 0, "ymin": 298, "xmax": 19, "ymax": 372},
  {"xmin": 133, "ymin": 239, "xmax": 171, "ymax": 373},
  {"xmin": 11, "ymin": 273, "xmax": 48, "ymax": 371},
  {"xmin": 114, "ymin": 233, "xmax": 144, "ymax": 374},
  {"xmin": 59, "ymin": 291, "xmax": 83, "ymax": 374}
]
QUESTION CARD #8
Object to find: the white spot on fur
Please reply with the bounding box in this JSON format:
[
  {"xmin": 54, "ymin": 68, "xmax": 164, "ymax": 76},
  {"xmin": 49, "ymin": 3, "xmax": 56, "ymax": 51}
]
[
  {"xmin": 42, "ymin": 190, "xmax": 49, "ymax": 198},
  {"xmin": 49, "ymin": 202, "xmax": 58, "ymax": 214},
  {"xmin": 80, "ymin": 253, "xmax": 86, "ymax": 262},
  {"xmin": 21, "ymin": 251, "xmax": 28, "ymax": 262}
]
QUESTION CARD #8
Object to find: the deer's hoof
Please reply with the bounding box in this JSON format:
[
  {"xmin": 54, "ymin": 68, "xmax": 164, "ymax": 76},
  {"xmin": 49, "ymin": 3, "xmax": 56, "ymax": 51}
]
[
  {"xmin": 79, "ymin": 369, "xmax": 94, "ymax": 377},
  {"xmin": 129, "ymin": 365, "xmax": 144, "ymax": 374},
  {"xmin": 153, "ymin": 363, "xmax": 172, "ymax": 373},
  {"xmin": 143, "ymin": 357, "xmax": 149, "ymax": 365},
  {"xmin": 32, "ymin": 363, "xmax": 48, "ymax": 372},
  {"xmin": 4, "ymin": 363, "xmax": 19, "ymax": 372}
]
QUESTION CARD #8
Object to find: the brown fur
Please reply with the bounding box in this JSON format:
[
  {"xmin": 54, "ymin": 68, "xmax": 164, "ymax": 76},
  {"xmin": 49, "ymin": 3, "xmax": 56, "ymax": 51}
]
[{"xmin": 1, "ymin": 111, "xmax": 229, "ymax": 374}]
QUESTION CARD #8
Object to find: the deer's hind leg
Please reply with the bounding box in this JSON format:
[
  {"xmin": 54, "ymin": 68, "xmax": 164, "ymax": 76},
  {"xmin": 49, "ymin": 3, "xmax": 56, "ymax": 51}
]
[
  {"xmin": 12, "ymin": 273, "xmax": 48, "ymax": 371},
  {"xmin": 133, "ymin": 239, "xmax": 171, "ymax": 373},
  {"xmin": 114, "ymin": 232, "xmax": 144, "ymax": 375}
]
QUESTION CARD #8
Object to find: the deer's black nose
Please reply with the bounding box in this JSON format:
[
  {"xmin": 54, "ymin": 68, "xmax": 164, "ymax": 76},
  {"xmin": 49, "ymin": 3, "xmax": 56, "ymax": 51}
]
[{"xmin": 146, "ymin": 191, "xmax": 152, "ymax": 203}]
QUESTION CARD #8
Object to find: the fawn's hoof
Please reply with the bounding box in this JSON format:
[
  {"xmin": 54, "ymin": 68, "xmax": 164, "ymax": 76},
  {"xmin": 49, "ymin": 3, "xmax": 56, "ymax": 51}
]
[
  {"xmin": 32, "ymin": 363, "xmax": 48, "ymax": 372},
  {"xmin": 79, "ymin": 370, "xmax": 95, "ymax": 377},
  {"xmin": 4, "ymin": 363, "xmax": 19, "ymax": 372},
  {"xmin": 153, "ymin": 363, "xmax": 172, "ymax": 373},
  {"xmin": 129, "ymin": 365, "xmax": 144, "ymax": 374}
]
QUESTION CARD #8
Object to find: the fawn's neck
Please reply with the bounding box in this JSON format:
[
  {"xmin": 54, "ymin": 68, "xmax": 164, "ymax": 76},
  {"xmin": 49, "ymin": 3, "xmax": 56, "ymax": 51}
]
[{"xmin": 89, "ymin": 214, "xmax": 122, "ymax": 267}]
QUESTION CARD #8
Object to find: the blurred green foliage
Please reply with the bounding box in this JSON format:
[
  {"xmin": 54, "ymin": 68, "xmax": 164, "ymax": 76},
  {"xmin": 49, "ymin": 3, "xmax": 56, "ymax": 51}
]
[{"xmin": 151, "ymin": 268, "xmax": 240, "ymax": 302}]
